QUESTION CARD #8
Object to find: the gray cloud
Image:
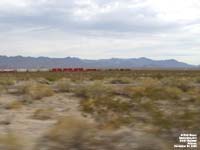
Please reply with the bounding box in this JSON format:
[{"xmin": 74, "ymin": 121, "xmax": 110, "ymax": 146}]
[
  {"xmin": 0, "ymin": 0, "xmax": 199, "ymax": 64},
  {"xmin": 0, "ymin": 0, "xmax": 182, "ymax": 33}
]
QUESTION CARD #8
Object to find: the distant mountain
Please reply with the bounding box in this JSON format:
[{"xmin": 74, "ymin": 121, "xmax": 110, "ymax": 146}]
[{"xmin": 0, "ymin": 55, "xmax": 197, "ymax": 69}]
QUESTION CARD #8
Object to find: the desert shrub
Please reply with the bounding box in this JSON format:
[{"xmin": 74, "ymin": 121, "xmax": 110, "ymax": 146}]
[
  {"xmin": 28, "ymin": 83, "xmax": 54, "ymax": 99},
  {"xmin": 7, "ymin": 81, "xmax": 33, "ymax": 95},
  {"xmin": 44, "ymin": 74, "xmax": 61, "ymax": 82},
  {"xmin": 139, "ymin": 77, "xmax": 161, "ymax": 87},
  {"xmin": 121, "ymin": 85, "xmax": 182, "ymax": 100},
  {"xmin": 80, "ymin": 96, "xmax": 135, "ymax": 128},
  {"xmin": 176, "ymin": 81, "xmax": 193, "ymax": 92},
  {"xmin": 110, "ymin": 77, "xmax": 132, "ymax": 84},
  {"xmin": 0, "ymin": 78, "xmax": 15, "ymax": 94},
  {"xmin": 187, "ymin": 87, "xmax": 200, "ymax": 102},
  {"xmin": 0, "ymin": 133, "xmax": 23, "ymax": 150},
  {"xmin": 88, "ymin": 74, "xmax": 105, "ymax": 81},
  {"xmin": 6, "ymin": 81, "xmax": 53, "ymax": 104},
  {"xmin": 35, "ymin": 117, "xmax": 168, "ymax": 150},
  {"xmin": 32, "ymin": 108, "xmax": 54, "ymax": 120},
  {"xmin": 74, "ymin": 82, "xmax": 112, "ymax": 99},
  {"xmin": 161, "ymin": 77, "xmax": 193, "ymax": 92},
  {"xmin": 122, "ymin": 86, "xmax": 146, "ymax": 98},
  {"xmin": 5, "ymin": 101, "xmax": 23, "ymax": 110},
  {"xmin": 10, "ymin": 81, "xmax": 54, "ymax": 102},
  {"xmin": 0, "ymin": 78, "xmax": 15, "ymax": 86},
  {"xmin": 55, "ymin": 78, "xmax": 72, "ymax": 92},
  {"xmin": 36, "ymin": 78, "xmax": 51, "ymax": 84},
  {"xmin": 73, "ymin": 85, "xmax": 89, "ymax": 98},
  {"xmin": 153, "ymin": 73, "xmax": 164, "ymax": 79},
  {"xmin": 81, "ymin": 97, "xmax": 133, "ymax": 114},
  {"xmin": 80, "ymin": 98, "xmax": 96, "ymax": 113},
  {"xmin": 195, "ymin": 77, "xmax": 200, "ymax": 83},
  {"xmin": 19, "ymin": 82, "xmax": 54, "ymax": 100},
  {"xmin": 0, "ymin": 85, "xmax": 5, "ymax": 94},
  {"xmin": 144, "ymin": 86, "xmax": 182, "ymax": 100},
  {"xmin": 102, "ymin": 115, "xmax": 134, "ymax": 129},
  {"xmin": 35, "ymin": 116, "xmax": 97, "ymax": 150}
]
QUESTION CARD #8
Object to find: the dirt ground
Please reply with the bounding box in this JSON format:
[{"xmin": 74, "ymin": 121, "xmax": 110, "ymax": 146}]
[{"xmin": 0, "ymin": 92, "xmax": 84, "ymax": 149}]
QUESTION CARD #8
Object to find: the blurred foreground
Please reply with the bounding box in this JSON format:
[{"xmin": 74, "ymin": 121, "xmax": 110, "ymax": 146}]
[{"xmin": 0, "ymin": 70, "xmax": 199, "ymax": 149}]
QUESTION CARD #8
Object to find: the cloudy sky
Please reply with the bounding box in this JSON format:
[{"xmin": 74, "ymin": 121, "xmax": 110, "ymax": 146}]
[{"xmin": 0, "ymin": 0, "xmax": 200, "ymax": 64}]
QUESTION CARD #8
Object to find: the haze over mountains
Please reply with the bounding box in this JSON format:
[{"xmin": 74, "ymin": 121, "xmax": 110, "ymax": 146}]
[{"xmin": 0, "ymin": 56, "xmax": 198, "ymax": 69}]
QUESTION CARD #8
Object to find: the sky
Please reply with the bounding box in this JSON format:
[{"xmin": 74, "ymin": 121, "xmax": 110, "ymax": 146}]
[{"xmin": 0, "ymin": 0, "xmax": 200, "ymax": 65}]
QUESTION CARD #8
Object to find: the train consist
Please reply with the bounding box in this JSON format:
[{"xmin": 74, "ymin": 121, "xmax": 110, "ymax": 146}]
[
  {"xmin": 51, "ymin": 68, "xmax": 98, "ymax": 72},
  {"xmin": 0, "ymin": 68, "xmax": 131, "ymax": 73},
  {"xmin": 0, "ymin": 68, "xmax": 98, "ymax": 73}
]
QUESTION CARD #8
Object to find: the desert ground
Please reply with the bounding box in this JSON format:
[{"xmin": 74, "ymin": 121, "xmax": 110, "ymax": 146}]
[{"xmin": 0, "ymin": 70, "xmax": 199, "ymax": 150}]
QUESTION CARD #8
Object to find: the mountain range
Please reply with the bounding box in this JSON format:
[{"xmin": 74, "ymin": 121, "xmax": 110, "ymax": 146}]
[{"xmin": 0, "ymin": 55, "xmax": 198, "ymax": 69}]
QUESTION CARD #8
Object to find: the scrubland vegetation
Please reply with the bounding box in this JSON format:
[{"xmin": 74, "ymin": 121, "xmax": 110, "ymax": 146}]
[{"xmin": 0, "ymin": 70, "xmax": 199, "ymax": 149}]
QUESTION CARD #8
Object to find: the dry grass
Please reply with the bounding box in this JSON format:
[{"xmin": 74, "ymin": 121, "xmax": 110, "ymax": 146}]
[
  {"xmin": 195, "ymin": 77, "xmax": 200, "ymax": 83},
  {"xmin": 34, "ymin": 116, "xmax": 168, "ymax": 150},
  {"xmin": 109, "ymin": 77, "xmax": 132, "ymax": 84},
  {"xmin": 35, "ymin": 116, "xmax": 97, "ymax": 150},
  {"xmin": 12, "ymin": 82, "xmax": 54, "ymax": 100},
  {"xmin": 74, "ymin": 81, "xmax": 113, "ymax": 99},
  {"xmin": 55, "ymin": 78, "xmax": 72, "ymax": 92},
  {"xmin": 120, "ymin": 84, "xmax": 182, "ymax": 101},
  {"xmin": 80, "ymin": 96, "xmax": 134, "ymax": 128},
  {"xmin": 0, "ymin": 133, "xmax": 23, "ymax": 150},
  {"xmin": 0, "ymin": 78, "xmax": 15, "ymax": 86},
  {"xmin": 0, "ymin": 78, "xmax": 16, "ymax": 94},
  {"xmin": 76, "ymin": 74, "xmax": 200, "ymax": 139},
  {"xmin": 26, "ymin": 83, "xmax": 54, "ymax": 99},
  {"xmin": 0, "ymin": 85, "xmax": 5, "ymax": 94},
  {"xmin": 0, "ymin": 70, "xmax": 199, "ymax": 149},
  {"xmin": 5, "ymin": 101, "xmax": 23, "ymax": 110},
  {"xmin": 32, "ymin": 108, "xmax": 54, "ymax": 120}
]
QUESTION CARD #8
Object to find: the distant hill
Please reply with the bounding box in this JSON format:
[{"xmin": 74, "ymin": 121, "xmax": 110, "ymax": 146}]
[{"xmin": 0, "ymin": 55, "xmax": 197, "ymax": 69}]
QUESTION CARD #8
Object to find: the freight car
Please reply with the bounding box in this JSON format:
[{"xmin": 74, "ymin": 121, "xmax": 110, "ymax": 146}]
[{"xmin": 0, "ymin": 69, "xmax": 17, "ymax": 73}]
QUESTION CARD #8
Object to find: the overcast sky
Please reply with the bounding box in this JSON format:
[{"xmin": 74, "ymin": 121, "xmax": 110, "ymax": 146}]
[{"xmin": 0, "ymin": 0, "xmax": 200, "ymax": 64}]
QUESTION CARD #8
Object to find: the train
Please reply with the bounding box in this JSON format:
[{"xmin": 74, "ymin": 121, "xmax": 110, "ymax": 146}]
[
  {"xmin": 51, "ymin": 68, "xmax": 98, "ymax": 72},
  {"xmin": 0, "ymin": 68, "xmax": 96, "ymax": 73},
  {"xmin": 0, "ymin": 68, "xmax": 131, "ymax": 73}
]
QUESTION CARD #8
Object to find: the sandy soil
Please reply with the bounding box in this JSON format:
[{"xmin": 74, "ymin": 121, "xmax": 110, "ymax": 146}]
[{"xmin": 0, "ymin": 93, "xmax": 83, "ymax": 149}]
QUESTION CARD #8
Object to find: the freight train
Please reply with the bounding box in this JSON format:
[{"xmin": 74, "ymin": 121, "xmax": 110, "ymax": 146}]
[
  {"xmin": 0, "ymin": 68, "xmax": 131, "ymax": 73},
  {"xmin": 0, "ymin": 68, "xmax": 98, "ymax": 73}
]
